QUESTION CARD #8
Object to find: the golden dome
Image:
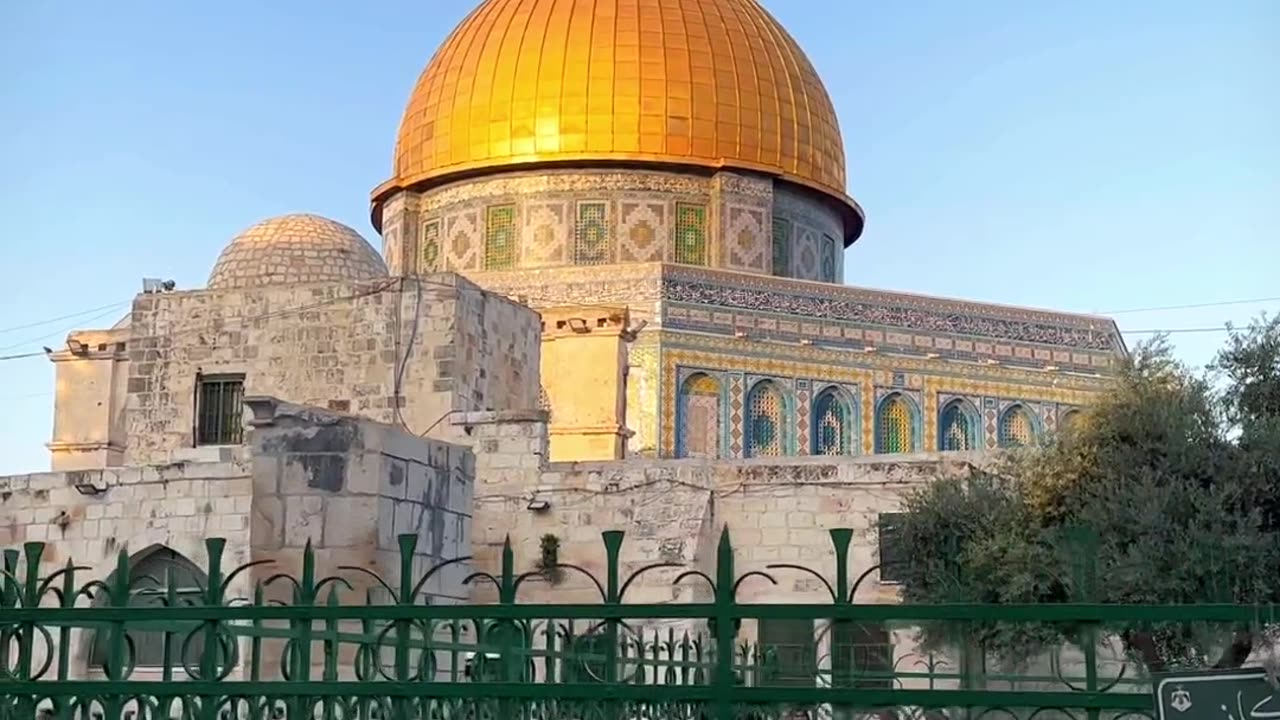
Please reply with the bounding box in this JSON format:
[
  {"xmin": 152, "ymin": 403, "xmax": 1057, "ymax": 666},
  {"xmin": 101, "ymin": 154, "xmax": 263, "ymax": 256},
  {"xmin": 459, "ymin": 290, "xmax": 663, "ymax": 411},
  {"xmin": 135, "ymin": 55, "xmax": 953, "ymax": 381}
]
[
  {"xmin": 375, "ymin": 0, "xmax": 862, "ymax": 242},
  {"xmin": 208, "ymin": 214, "xmax": 387, "ymax": 289}
]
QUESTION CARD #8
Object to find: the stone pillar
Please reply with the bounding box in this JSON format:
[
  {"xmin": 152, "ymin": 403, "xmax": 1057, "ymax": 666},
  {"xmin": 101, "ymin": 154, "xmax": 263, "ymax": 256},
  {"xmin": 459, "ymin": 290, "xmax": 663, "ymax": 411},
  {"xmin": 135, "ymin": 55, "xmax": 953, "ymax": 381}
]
[
  {"xmin": 47, "ymin": 329, "xmax": 130, "ymax": 471},
  {"xmin": 539, "ymin": 306, "xmax": 633, "ymax": 461}
]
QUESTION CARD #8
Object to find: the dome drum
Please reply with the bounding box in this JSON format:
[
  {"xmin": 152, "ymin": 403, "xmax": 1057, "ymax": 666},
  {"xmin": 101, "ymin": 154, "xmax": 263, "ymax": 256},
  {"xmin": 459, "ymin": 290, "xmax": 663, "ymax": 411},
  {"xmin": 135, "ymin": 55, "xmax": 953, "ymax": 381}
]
[{"xmin": 377, "ymin": 167, "xmax": 844, "ymax": 283}]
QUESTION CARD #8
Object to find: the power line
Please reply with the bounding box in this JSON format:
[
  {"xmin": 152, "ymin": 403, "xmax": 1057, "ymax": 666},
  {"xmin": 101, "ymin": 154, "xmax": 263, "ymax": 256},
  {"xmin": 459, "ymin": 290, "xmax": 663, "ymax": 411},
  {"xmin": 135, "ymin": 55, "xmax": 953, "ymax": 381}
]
[
  {"xmin": 1121, "ymin": 326, "xmax": 1235, "ymax": 336},
  {"xmin": 0, "ymin": 351, "xmax": 46, "ymax": 361},
  {"xmin": 0, "ymin": 300, "xmax": 131, "ymax": 336},
  {"xmin": 0, "ymin": 280, "xmax": 400, "ymax": 362},
  {"xmin": 1100, "ymin": 296, "xmax": 1280, "ymax": 315},
  {"xmin": 0, "ymin": 305, "xmax": 133, "ymax": 352}
]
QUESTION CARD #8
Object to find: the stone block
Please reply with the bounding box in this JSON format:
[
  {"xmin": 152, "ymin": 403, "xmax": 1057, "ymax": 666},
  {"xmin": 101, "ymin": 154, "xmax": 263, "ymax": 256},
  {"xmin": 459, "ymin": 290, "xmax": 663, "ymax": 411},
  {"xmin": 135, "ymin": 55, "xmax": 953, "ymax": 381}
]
[
  {"xmin": 323, "ymin": 497, "xmax": 377, "ymax": 548},
  {"xmin": 251, "ymin": 495, "xmax": 284, "ymax": 548},
  {"xmin": 284, "ymin": 495, "xmax": 325, "ymax": 547}
]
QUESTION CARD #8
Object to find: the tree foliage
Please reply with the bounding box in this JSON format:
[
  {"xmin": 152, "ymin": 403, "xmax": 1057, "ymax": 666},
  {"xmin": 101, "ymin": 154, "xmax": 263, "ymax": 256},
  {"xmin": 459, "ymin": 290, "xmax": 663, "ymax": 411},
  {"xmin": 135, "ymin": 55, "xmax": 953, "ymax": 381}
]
[{"xmin": 894, "ymin": 319, "xmax": 1280, "ymax": 673}]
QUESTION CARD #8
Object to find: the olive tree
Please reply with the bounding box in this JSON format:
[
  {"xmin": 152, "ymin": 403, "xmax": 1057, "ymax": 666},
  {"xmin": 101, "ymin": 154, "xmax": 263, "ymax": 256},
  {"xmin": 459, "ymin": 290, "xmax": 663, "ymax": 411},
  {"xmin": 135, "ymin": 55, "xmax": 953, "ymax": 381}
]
[{"xmin": 893, "ymin": 321, "xmax": 1280, "ymax": 674}]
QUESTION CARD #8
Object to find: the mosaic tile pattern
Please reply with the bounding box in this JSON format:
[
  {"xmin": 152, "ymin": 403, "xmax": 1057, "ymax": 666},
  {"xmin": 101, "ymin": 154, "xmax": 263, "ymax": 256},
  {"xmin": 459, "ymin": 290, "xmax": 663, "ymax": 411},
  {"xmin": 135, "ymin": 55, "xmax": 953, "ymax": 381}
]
[
  {"xmin": 745, "ymin": 380, "xmax": 785, "ymax": 457},
  {"xmin": 208, "ymin": 214, "xmax": 387, "ymax": 290},
  {"xmin": 657, "ymin": 338, "xmax": 1105, "ymax": 458},
  {"xmin": 725, "ymin": 205, "xmax": 767, "ymax": 272},
  {"xmin": 418, "ymin": 220, "xmax": 441, "ymax": 273},
  {"xmin": 998, "ymin": 405, "xmax": 1037, "ymax": 447},
  {"xmin": 772, "ymin": 217, "xmax": 792, "ymax": 277},
  {"xmin": 662, "ymin": 275, "xmax": 1122, "ymax": 352},
  {"xmin": 677, "ymin": 373, "xmax": 722, "ymax": 459},
  {"xmin": 574, "ymin": 202, "xmax": 611, "ymax": 265},
  {"xmin": 445, "ymin": 211, "xmax": 481, "ymax": 271},
  {"xmin": 522, "ymin": 202, "xmax": 569, "ymax": 268},
  {"xmin": 484, "ymin": 205, "xmax": 518, "ymax": 270},
  {"xmin": 728, "ymin": 373, "xmax": 745, "ymax": 458},
  {"xmin": 673, "ymin": 203, "xmax": 708, "ymax": 266},
  {"xmin": 618, "ymin": 201, "xmax": 667, "ymax": 263},
  {"xmin": 795, "ymin": 379, "xmax": 811, "ymax": 455},
  {"xmin": 820, "ymin": 235, "xmax": 839, "ymax": 283}
]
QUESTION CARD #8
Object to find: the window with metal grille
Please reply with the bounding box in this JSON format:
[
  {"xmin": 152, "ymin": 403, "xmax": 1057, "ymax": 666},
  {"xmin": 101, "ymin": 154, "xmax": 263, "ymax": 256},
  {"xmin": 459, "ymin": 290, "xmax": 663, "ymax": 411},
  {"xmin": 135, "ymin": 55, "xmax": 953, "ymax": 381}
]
[
  {"xmin": 998, "ymin": 405, "xmax": 1036, "ymax": 448},
  {"xmin": 875, "ymin": 394, "xmax": 914, "ymax": 454},
  {"xmin": 88, "ymin": 547, "xmax": 211, "ymax": 671},
  {"xmin": 677, "ymin": 373, "xmax": 722, "ymax": 459},
  {"xmin": 757, "ymin": 619, "xmax": 816, "ymax": 687},
  {"xmin": 745, "ymin": 380, "xmax": 785, "ymax": 457},
  {"xmin": 939, "ymin": 400, "xmax": 977, "ymax": 451},
  {"xmin": 419, "ymin": 219, "xmax": 441, "ymax": 272},
  {"xmin": 1060, "ymin": 409, "xmax": 1081, "ymax": 433},
  {"xmin": 673, "ymin": 203, "xmax": 707, "ymax": 265},
  {"xmin": 831, "ymin": 622, "xmax": 894, "ymax": 690},
  {"xmin": 812, "ymin": 388, "xmax": 851, "ymax": 455},
  {"xmin": 195, "ymin": 374, "xmax": 244, "ymax": 446},
  {"xmin": 574, "ymin": 202, "xmax": 610, "ymax": 264},
  {"xmin": 877, "ymin": 512, "xmax": 907, "ymax": 583},
  {"xmin": 484, "ymin": 205, "xmax": 517, "ymax": 270},
  {"xmin": 771, "ymin": 217, "xmax": 791, "ymax": 276}
]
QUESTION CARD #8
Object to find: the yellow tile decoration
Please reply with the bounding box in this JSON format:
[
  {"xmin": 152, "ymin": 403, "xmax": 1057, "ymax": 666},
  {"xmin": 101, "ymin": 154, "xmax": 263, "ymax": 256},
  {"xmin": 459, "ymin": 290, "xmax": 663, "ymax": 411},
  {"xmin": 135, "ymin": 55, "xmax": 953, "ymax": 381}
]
[
  {"xmin": 377, "ymin": 0, "xmax": 862, "ymax": 240},
  {"xmin": 659, "ymin": 340, "xmax": 1106, "ymax": 457}
]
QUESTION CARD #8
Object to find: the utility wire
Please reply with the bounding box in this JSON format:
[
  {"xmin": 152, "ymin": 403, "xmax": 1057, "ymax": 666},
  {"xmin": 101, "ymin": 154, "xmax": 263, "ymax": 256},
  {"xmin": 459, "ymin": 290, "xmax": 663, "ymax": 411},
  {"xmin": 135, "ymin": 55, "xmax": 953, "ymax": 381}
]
[
  {"xmin": 1100, "ymin": 296, "xmax": 1280, "ymax": 315},
  {"xmin": 0, "ymin": 305, "xmax": 132, "ymax": 352},
  {"xmin": 0, "ymin": 300, "xmax": 131, "ymax": 335}
]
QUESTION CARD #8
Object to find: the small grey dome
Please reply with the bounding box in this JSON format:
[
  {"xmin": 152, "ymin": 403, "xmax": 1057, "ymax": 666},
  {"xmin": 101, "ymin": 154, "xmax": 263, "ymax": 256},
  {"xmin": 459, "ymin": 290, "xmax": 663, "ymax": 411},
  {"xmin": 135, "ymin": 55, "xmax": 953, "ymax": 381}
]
[{"xmin": 208, "ymin": 214, "xmax": 388, "ymax": 289}]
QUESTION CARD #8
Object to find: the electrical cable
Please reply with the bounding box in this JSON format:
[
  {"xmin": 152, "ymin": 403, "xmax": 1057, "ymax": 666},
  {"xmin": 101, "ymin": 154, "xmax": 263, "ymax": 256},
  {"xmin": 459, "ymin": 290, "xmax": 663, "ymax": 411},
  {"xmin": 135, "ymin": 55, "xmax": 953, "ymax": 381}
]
[
  {"xmin": 1101, "ymin": 296, "xmax": 1280, "ymax": 315},
  {"xmin": 0, "ymin": 300, "xmax": 132, "ymax": 335}
]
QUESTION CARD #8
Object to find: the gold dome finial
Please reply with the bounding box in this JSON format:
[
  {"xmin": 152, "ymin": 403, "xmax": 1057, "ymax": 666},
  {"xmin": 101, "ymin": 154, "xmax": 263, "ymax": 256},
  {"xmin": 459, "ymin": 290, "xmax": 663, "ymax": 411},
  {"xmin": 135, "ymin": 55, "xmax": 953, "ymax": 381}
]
[{"xmin": 374, "ymin": 0, "xmax": 862, "ymax": 243}]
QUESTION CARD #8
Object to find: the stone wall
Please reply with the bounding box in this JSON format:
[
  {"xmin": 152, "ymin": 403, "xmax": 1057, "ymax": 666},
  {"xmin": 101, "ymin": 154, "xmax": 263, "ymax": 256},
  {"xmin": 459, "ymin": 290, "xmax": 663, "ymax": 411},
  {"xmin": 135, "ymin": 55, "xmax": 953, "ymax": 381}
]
[
  {"xmin": 0, "ymin": 399, "xmax": 475, "ymax": 681},
  {"xmin": 245, "ymin": 397, "xmax": 473, "ymax": 604},
  {"xmin": 0, "ymin": 450, "xmax": 255, "ymax": 679},
  {"xmin": 119, "ymin": 273, "xmax": 538, "ymax": 466}
]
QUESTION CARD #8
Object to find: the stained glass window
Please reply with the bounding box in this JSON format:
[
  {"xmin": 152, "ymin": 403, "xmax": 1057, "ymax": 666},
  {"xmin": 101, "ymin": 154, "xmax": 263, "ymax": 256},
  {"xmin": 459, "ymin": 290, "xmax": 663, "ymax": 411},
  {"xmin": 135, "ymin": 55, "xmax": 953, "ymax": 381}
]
[
  {"xmin": 746, "ymin": 380, "xmax": 785, "ymax": 457},
  {"xmin": 820, "ymin": 234, "xmax": 838, "ymax": 282},
  {"xmin": 574, "ymin": 202, "xmax": 610, "ymax": 265},
  {"xmin": 677, "ymin": 373, "xmax": 721, "ymax": 459},
  {"xmin": 771, "ymin": 217, "xmax": 791, "ymax": 276},
  {"xmin": 485, "ymin": 205, "xmax": 517, "ymax": 270},
  {"xmin": 813, "ymin": 388, "xmax": 851, "ymax": 455},
  {"xmin": 998, "ymin": 405, "xmax": 1036, "ymax": 448},
  {"xmin": 939, "ymin": 400, "xmax": 976, "ymax": 452},
  {"xmin": 419, "ymin": 219, "xmax": 441, "ymax": 273},
  {"xmin": 875, "ymin": 394, "xmax": 915, "ymax": 454},
  {"xmin": 673, "ymin": 203, "xmax": 707, "ymax": 266}
]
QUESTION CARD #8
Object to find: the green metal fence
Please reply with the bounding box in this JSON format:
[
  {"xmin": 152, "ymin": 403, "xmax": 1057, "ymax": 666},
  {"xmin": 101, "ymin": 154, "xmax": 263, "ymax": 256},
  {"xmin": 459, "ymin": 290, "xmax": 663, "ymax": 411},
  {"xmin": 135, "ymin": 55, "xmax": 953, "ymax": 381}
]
[{"xmin": 2, "ymin": 528, "xmax": 1276, "ymax": 720}]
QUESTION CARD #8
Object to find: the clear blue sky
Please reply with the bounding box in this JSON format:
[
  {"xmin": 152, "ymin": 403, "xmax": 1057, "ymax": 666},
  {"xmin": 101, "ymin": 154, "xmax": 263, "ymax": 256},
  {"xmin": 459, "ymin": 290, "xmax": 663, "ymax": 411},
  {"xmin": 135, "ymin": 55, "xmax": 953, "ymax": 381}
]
[{"xmin": 1, "ymin": 1, "xmax": 1276, "ymax": 474}]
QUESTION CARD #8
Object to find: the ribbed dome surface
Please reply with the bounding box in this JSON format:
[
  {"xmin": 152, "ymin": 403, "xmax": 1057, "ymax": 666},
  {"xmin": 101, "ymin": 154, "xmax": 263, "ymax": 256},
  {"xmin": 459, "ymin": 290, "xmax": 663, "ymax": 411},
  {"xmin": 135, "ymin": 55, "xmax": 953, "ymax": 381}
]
[
  {"xmin": 375, "ymin": 0, "xmax": 860, "ymax": 236},
  {"xmin": 208, "ymin": 214, "xmax": 388, "ymax": 290}
]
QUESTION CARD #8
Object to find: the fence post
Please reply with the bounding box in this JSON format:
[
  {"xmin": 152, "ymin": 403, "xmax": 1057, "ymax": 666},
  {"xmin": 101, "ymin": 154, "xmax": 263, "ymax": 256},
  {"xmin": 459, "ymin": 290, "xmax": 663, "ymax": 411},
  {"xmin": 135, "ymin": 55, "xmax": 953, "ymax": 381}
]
[
  {"xmin": 712, "ymin": 527, "xmax": 736, "ymax": 720},
  {"xmin": 1068, "ymin": 527, "xmax": 1101, "ymax": 720},
  {"xmin": 603, "ymin": 531, "xmax": 625, "ymax": 720}
]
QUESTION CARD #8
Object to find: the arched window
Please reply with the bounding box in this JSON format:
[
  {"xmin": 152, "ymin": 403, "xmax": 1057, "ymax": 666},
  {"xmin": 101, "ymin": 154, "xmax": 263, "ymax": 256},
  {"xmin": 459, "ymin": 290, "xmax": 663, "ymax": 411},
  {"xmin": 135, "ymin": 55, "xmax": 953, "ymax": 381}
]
[
  {"xmin": 1059, "ymin": 409, "xmax": 1081, "ymax": 433},
  {"xmin": 875, "ymin": 394, "xmax": 916, "ymax": 454},
  {"xmin": 998, "ymin": 405, "xmax": 1038, "ymax": 448},
  {"xmin": 677, "ymin": 373, "xmax": 722, "ymax": 458},
  {"xmin": 89, "ymin": 547, "xmax": 210, "ymax": 672},
  {"xmin": 746, "ymin": 380, "xmax": 787, "ymax": 457},
  {"xmin": 812, "ymin": 387, "xmax": 854, "ymax": 456},
  {"xmin": 938, "ymin": 400, "xmax": 979, "ymax": 452}
]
